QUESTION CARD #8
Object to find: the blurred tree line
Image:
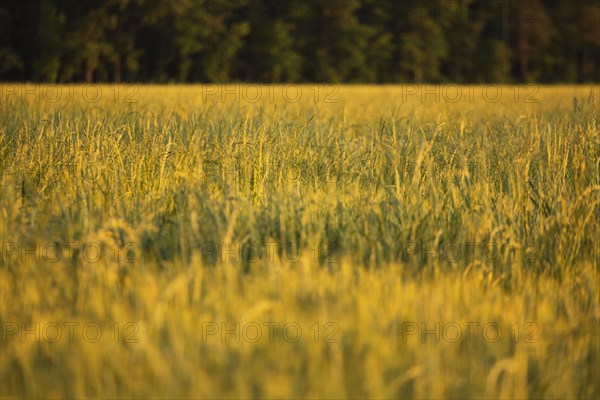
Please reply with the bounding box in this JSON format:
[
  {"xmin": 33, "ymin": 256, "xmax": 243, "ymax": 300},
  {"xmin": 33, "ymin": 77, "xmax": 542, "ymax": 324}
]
[{"xmin": 0, "ymin": 0, "xmax": 598, "ymax": 83}]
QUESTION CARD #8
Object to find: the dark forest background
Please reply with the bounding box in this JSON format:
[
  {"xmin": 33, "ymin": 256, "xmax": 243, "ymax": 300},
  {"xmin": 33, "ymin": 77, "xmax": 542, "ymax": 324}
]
[{"xmin": 1, "ymin": 0, "xmax": 598, "ymax": 83}]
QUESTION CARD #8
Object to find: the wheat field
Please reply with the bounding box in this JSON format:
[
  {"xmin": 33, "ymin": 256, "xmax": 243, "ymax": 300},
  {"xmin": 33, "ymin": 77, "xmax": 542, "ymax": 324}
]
[{"xmin": 0, "ymin": 84, "xmax": 598, "ymax": 399}]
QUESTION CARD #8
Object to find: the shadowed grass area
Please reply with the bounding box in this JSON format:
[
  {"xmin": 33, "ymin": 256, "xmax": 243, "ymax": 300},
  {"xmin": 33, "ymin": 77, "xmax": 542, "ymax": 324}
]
[{"xmin": 1, "ymin": 85, "xmax": 598, "ymax": 399}]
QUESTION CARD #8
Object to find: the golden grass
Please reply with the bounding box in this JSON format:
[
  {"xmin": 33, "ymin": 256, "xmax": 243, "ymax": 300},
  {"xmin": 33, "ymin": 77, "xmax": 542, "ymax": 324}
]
[{"xmin": 0, "ymin": 84, "xmax": 598, "ymax": 399}]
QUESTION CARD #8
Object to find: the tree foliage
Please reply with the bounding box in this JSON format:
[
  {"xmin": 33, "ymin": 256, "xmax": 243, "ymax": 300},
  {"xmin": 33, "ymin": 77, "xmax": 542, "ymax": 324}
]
[{"xmin": 1, "ymin": 0, "xmax": 598, "ymax": 82}]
